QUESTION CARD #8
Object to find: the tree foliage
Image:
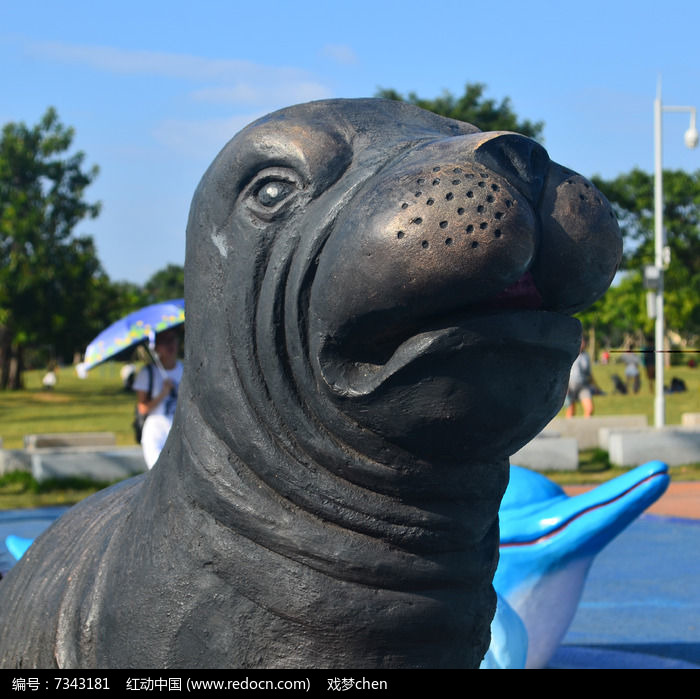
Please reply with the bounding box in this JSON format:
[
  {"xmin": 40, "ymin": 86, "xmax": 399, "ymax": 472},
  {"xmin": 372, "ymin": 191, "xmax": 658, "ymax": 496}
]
[
  {"xmin": 0, "ymin": 108, "xmax": 102, "ymax": 388},
  {"xmin": 375, "ymin": 83, "xmax": 544, "ymax": 141},
  {"xmin": 578, "ymin": 169, "xmax": 700, "ymax": 347},
  {"xmin": 142, "ymin": 264, "xmax": 184, "ymax": 305}
]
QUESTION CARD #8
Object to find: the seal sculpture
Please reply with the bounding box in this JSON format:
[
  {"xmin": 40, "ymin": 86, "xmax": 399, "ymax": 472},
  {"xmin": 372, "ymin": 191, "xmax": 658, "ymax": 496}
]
[{"xmin": 0, "ymin": 98, "xmax": 622, "ymax": 669}]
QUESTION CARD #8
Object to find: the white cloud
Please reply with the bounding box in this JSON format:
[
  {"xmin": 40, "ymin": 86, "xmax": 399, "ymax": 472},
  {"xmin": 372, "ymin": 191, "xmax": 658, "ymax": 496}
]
[
  {"xmin": 25, "ymin": 40, "xmax": 335, "ymax": 162},
  {"xmin": 321, "ymin": 44, "xmax": 359, "ymax": 66},
  {"xmin": 29, "ymin": 40, "xmax": 240, "ymax": 79},
  {"xmin": 27, "ymin": 40, "xmax": 331, "ymax": 106},
  {"xmin": 190, "ymin": 81, "xmax": 330, "ymax": 106}
]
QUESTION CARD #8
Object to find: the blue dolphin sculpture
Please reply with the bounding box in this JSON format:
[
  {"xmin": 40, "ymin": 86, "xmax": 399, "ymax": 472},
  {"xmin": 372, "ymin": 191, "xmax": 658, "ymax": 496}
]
[
  {"xmin": 5, "ymin": 536, "xmax": 33, "ymax": 562},
  {"xmin": 484, "ymin": 460, "xmax": 670, "ymax": 668}
]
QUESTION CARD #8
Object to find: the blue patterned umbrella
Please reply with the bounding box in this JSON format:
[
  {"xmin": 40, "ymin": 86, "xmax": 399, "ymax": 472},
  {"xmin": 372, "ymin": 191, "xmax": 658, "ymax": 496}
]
[{"xmin": 80, "ymin": 299, "xmax": 185, "ymax": 372}]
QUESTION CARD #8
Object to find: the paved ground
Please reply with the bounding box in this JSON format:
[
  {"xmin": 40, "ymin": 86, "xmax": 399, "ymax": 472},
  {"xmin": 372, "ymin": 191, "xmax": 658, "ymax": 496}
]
[{"xmin": 558, "ymin": 480, "xmax": 700, "ymax": 668}]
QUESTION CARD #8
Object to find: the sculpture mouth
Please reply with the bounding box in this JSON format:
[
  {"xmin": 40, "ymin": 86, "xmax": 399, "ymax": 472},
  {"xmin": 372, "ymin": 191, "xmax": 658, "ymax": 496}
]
[
  {"xmin": 486, "ymin": 271, "xmax": 543, "ymax": 310},
  {"xmin": 317, "ymin": 271, "xmax": 580, "ymax": 398}
]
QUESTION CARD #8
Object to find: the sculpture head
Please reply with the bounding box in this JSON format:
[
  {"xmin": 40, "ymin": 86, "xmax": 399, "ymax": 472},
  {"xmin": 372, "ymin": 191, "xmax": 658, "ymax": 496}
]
[{"xmin": 182, "ymin": 98, "xmax": 621, "ymax": 476}]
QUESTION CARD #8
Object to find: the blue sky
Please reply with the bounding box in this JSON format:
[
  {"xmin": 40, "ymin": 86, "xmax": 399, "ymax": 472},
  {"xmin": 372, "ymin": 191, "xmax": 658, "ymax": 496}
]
[{"xmin": 3, "ymin": 0, "xmax": 700, "ymax": 285}]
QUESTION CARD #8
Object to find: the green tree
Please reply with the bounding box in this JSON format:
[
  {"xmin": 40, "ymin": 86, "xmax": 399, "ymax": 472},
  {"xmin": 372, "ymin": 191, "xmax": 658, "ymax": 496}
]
[
  {"xmin": 103, "ymin": 280, "xmax": 147, "ymax": 317},
  {"xmin": 576, "ymin": 274, "xmax": 650, "ymax": 349},
  {"xmin": 142, "ymin": 264, "xmax": 184, "ymax": 305},
  {"xmin": 600, "ymin": 168, "xmax": 700, "ymax": 340},
  {"xmin": 579, "ymin": 168, "xmax": 700, "ymax": 347},
  {"xmin": 375, "ymin": 83, "xmax": 544, "ymax": 140},
  {"xmin": 0, "ymin": 108, "xmax": 101, "ymax": 388}
]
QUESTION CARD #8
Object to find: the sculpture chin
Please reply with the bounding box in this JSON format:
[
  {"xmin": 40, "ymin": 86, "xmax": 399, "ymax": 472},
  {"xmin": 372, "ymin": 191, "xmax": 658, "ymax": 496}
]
[{"xmin": 318, "ymin": 309, "xmax": 581, "ymax": 464}]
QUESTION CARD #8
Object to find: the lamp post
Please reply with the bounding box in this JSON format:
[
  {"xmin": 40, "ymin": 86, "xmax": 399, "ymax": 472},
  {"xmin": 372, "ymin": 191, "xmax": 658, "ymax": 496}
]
[{"xmin": 653, "ymin": 81, "xmax": 698, "ymax": 427}]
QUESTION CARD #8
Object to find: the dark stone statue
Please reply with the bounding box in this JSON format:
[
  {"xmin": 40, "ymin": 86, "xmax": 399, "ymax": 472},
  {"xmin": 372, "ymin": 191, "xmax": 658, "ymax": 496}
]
[{"xmin": 0, "ymin": 99, "xmax": 621, "ymax": 668}]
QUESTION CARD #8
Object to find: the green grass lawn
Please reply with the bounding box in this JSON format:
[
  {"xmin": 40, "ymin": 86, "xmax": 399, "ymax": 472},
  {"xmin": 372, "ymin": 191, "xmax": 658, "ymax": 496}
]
[
  {"xmin": 0, "ymin": 363, "xmax": 138, "ymax": 450},
  {"xmin": 5, "ymin": 358, "xmax": 698, "ymax": 450},
  {"xmin": 555, "ymin": 358, "xmax": 700, "ymax": 425},
  {"xmin": 0, "ymin": 364, "xmax": 139, "ymax": 508},
  {"xmin": 1, "ymin": 359, "xmax": 699, "ymax": 509},
  {"xmin": 0, "ymin": 470, "xmax": 117, "ymax": 509}
]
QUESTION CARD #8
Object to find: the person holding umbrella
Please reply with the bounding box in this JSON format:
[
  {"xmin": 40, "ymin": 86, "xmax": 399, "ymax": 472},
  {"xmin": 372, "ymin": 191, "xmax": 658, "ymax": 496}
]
[
  {"xmin": 132, "ymin": 328, "xmax": 183, "ymax": 468},
  {"xmin": 79, "ymin": 298, "xmax": 185, "ymax": 468}
]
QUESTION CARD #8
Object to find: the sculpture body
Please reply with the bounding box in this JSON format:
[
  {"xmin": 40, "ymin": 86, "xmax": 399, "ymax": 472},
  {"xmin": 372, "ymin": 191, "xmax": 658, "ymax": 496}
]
[{"xmin": 0, "ymin": 99, "xmax": 621, "ymax": 668}]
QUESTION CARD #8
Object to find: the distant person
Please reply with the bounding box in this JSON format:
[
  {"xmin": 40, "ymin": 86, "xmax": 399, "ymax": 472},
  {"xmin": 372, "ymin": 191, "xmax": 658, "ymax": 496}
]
[
  {"xmin": 41, "ymin": 362, "xmax": 57, "ymax": 390},
  {"xmin": 621, "ymin": 351, "xmax": 641, "ymax": 394},
  {"xmin": 642, "ymin": 341, "xmax": 655, "ymax": 393},
  {"xmin": 132, "ymin": 329, "xmax": 183, "ymax": 468},
  {"xmin": 565, "ymin": 338, "xmax": 595, "ymax": 418}
]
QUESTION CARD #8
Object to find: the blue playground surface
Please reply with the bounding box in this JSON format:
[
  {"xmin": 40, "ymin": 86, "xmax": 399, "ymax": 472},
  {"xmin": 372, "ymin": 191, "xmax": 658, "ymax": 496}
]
[
  {"xmin": 553, "ymin": 514, "xmax": 700, "ymax": 668},
  {"xmin": 0, "ymin": 507, "xmax": 698, "ymax": 669}
]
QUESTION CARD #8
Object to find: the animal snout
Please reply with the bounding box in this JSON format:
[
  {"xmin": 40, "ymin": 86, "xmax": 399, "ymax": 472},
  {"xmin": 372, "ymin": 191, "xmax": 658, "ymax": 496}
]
[
  {"xmin": 366, "ymin": 132, "xmax": 546, "ymax": 269},
  {"xmin": 392, "ymin": 162, "xmax": 527, "ymax": 256},
  {"xmin": 473, "ymin": 133, "xmax": 549, "ymax": 205},
  {"xmin": 310, "ymin": 140, "xmax": 541, "ymax": 354}
]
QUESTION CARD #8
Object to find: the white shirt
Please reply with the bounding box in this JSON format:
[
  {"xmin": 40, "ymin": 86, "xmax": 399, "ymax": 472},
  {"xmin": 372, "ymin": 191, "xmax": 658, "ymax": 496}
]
[{"xmin": 132, "ymin": 361, "xmax": 183, "ymax": 418}]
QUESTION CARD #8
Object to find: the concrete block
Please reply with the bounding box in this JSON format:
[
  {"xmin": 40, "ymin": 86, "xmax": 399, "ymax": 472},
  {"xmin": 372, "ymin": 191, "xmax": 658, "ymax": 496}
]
[
  {"xmin": 24, "ymin": 432, "xmax": 116, "ymax": 449},
  {"xmin": 598, "ymin": 426, "xmax": 641, "ymax": 451},
  {"xmin": 30, "ymin": 447, "xmax": 146, "ymax": 483},
  {"xmin": 510, "ymin": 435, "xmax": 579, "ymax": 471},
  {"xmin": 543, "ymin": 415, "xmax": 648, "ymax": 450},
  {"xmin": 0, "ymin": 449, "xmax": 31, "ymax": 476},
  {"xmin": 608, "ymin": 427, "xmax": 700, "ymax": 467}
]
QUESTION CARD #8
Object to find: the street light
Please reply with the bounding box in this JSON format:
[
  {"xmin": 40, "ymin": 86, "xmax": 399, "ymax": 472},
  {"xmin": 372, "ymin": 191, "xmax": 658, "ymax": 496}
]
[{"xmin": 653, "ymin": 81, "xmax": 698, "ymax": 427}]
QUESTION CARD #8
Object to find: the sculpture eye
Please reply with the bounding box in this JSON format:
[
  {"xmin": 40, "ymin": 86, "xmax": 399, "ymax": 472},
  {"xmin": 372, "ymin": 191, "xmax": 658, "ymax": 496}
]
[
  {"xmin": 256, "ymin": 180, "xmax": 294, "ymax": 207},
  {"xmin": 243, "ymin": 167, "xmax": 304, "ymax": 220}
]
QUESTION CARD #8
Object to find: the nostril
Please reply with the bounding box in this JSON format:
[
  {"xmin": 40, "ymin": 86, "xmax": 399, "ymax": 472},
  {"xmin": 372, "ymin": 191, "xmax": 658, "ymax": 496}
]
[{"xmin": 473, "ymin": 134, "xmax": 549, "ymax": 204}]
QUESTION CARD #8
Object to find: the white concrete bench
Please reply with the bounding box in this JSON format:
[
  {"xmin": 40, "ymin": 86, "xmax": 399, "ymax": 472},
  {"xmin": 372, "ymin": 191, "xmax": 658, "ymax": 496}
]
[
  {"xmin": 1, "ymin": 432, "xmax": 146, "ymax": 482},
  {"xmin": 28, "ymin": 446, "xmax": 146, "ymax": 482},
  {"xmin": 543, "ymin": 415, "xmax": 648, "ymax": 450},
  {"xmin": 510, "ymin": 434, "xmax": 579, "ymax": 471},
  {"xmin": 607, "ymin": 427, "xmax": 700, "ymax": 467},
  {"xmin": 24, "ymin": 432, "xmax": 116, "ymax": 450},
  {"xmin": 682, "ymin": 413, "xmax": 700, "ymax": 427}
]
